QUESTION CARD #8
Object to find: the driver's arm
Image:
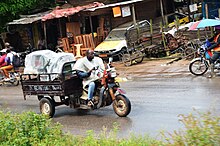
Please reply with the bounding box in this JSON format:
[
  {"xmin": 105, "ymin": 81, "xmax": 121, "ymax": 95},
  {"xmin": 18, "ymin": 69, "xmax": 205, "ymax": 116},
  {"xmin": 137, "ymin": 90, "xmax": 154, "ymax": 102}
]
[{"xmin": 77, "ymin": 70, "xmax": 92, "ymax": 79}]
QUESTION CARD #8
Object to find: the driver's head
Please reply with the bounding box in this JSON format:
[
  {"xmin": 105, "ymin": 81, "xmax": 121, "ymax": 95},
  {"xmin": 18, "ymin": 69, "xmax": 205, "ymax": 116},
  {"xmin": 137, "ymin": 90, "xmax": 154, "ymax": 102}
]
[{"xmin": 86, "ymin": 49, "xmax": 94, "ymax": 61}]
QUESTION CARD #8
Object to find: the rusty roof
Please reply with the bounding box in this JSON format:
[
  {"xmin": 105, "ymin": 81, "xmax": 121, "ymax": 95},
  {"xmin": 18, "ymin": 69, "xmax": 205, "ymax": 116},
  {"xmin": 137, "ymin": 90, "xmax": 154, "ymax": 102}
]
[
  {"xmin": 42, "ymin": 2, "xmax": 104, "ymax": 21},
  {"xmin": 7, "ymin": 0, "xmax": 142, "ymax": 24},
  {"xmin": 84, "ymin": 0, "xmax": 143, "ymax": 11}
]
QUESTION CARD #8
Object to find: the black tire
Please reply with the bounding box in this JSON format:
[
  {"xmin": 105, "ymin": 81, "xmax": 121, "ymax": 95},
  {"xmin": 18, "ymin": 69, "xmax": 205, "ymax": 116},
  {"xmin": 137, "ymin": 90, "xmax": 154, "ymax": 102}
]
[
  {"xmin": 113, "ymin": 94, "xmax": 131, "ymax": 117},
  {"xmin": 38, "ymin": 95, "xmax": 44, "ymax": 101},
  {"xmin": 39, "ymin": 97, "xmax": 55, "ymax": 118},
  {"xmin": 185, "ymin": 47, "xmax": 196, "ymax": 60},
  {"xmin": 11, "ymin": 78, "xmax": 19, "ymax": 86},
  {"xmin": 134, "ymin": 51, "xmax": 144, "ymax": 63},
  {"xmin": 122, "ymin": 53, "xmax": 132, "ymax": 66},
  {"xmin": 189, "ymin": 58, "xmax": 209, "ymax": 76},
  {"xmin": 10, "ymin": 73, "xmax": 20, "ymax": 86},
  {"xmin": 0, "ymin": 70, "xmax": 4, "ymax": 80}
]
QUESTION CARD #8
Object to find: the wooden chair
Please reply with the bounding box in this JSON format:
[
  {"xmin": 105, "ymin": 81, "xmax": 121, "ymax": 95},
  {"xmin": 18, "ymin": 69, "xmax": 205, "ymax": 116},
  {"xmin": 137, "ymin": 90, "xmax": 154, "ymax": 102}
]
[
  {"xmin": 74, "ymin": 34, "xmax": 95, "ymax": 56},
  {"xmin": 61, "ymin": 37, "xmax": 75, "ymax": 55}
]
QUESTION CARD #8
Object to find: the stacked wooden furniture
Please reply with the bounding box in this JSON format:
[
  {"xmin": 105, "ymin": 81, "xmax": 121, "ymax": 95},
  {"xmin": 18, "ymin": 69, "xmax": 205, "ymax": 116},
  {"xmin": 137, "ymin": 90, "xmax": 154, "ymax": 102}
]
[
  {"xmin": 74, "ymin": 34, "xmax": 95, "ymax": 56},
  {"xmin": 61, "ymin": 37, "xmax": 75, "ymax": 55}
]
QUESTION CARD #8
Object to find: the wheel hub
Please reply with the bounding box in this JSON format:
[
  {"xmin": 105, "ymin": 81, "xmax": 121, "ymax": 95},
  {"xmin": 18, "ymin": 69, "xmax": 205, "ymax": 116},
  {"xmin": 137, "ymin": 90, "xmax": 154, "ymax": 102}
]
[
  {"xmin": 117, "ymin": 100, "xmax": 126, "ymax": 111},
  {"xmin": 42, "ymin": 103, "xmax": 50, "ymax": 114}
]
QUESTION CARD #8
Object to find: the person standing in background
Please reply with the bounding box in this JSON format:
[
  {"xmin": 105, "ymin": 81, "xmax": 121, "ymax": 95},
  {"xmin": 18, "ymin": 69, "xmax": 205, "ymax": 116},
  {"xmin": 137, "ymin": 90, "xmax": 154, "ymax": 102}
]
[{"xmin": 37, "ymin": 35, "xmax": 46, "ymax": 50}]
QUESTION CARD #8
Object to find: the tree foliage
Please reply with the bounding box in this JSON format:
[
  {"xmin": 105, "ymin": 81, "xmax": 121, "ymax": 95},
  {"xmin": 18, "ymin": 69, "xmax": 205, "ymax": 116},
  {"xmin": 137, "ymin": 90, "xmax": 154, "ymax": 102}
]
[{"xmin": 0, "ymin": 0, "xmax": 55, "ymax": 32}]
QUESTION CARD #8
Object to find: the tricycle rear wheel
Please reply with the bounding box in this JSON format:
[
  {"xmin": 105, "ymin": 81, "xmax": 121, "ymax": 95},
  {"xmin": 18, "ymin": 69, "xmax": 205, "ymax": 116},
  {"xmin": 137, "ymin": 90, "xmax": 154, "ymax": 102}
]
[
  {"xmin": 134, "ymin": 51, "xmax": 144, "ymax": 63},
  {"xmin": 122, "ymin": 53, "xmax": 132, "ymax": 66},
  {"xmin": 39, "ymin": 97, "xmax": 55, "ymax": 118},
  {"xmin": 38, "ymin": 95, "xmax": 43, "ymax": 101}
]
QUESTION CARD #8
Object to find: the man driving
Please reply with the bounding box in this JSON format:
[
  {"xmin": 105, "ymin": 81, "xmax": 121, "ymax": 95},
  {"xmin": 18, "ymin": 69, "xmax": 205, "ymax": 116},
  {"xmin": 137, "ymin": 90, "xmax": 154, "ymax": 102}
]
[
  {"xmin": 207, "ymin": 28, "xmax": 220, "ymax": 77},
  {"xmin": 74, "ymin": 49, "xmax": 105, "ymax": 107}
]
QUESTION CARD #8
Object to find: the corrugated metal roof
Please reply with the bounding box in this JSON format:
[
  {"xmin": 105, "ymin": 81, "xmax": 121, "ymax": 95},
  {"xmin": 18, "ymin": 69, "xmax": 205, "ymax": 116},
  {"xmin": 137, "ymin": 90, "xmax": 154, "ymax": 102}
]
[
  {"xmin": 42, "ymin": 2, "xmax": 104, "ymax": 21},
  {"xmin": 7, "ymin": 0, "xmax": 142, "ymax": 24},
  {"xmin": 7, "ymin": 11, "xmax": 51, "ymax": 25},
  {"xmin": 84, "ymin": 0, "xmax": 143, "ymax": 11}
]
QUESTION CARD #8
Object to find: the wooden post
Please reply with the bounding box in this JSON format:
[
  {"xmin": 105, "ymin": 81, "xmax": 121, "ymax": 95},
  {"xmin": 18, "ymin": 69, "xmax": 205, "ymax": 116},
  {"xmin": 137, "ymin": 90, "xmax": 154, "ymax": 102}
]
[
  {"xmin": 210, "ymin": 27, "xmax": 214, "ymax": 37},
  {"xmin": 219, "ymin": 8, "xmax": 220, "ymax": 18},
  {"xmin": 82, "ymin": 15, "xmax": 86, "ymax": 34},
  {"xmin": 150, "ymin": 19, "xmax": 153, "ymax": 44},
  {"xmin": 175, "ymin": 17, "xmax": 180, "ymax": 31},
  {"xmin": 160, "ymin": 0, "xmax": 165, "ymax": 24},
  {"xmin": 187, "ymin": 0, "xmax": 191, "ymax": 22},
  {"xmin": 197, "ymin": 29, "xmax": 200, "ymax": 40},
  {"xmin": 205, "ymin": 4, "xmax": 208, "ymax": 19},
  {"xmin": 132, "ymin": 4, "xmax": 139, "ymax": 41},
  {"xmin": 150, "ymin": 19, "xmax": 153, "ymax": 35},
  {"xmin": 89, "ymin": 14, "xmax": 94, "ymax": 42},
  {"xmin": 160, "ymin": 22, "xmax": 167, "ymax": 56},
  {"xmin": 58, "ymin": 19, "xmax": 63, "ymax": 38},
  {"xmin": 43, "ymin": 22, "xmax": 47, "ymax": 48}
]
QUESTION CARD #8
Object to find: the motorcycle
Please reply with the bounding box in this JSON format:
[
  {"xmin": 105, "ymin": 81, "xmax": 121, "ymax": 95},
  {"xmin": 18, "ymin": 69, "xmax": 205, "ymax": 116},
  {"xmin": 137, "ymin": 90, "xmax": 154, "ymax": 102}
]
[
  {"xmin": 0, "ymin": 67, "xmax": 20, "ymax": 86},
  {"xmin": 20, "ymin": 58, "xmax": 131, "ymax": 117},
  {"xmin": 189, "ymin": 40, "xmax": 220, "ymax": 76}
]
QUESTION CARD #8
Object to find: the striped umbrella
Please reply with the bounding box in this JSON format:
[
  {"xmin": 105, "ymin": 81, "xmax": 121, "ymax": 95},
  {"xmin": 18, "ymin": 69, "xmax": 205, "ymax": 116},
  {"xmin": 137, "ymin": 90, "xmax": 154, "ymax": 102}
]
[{"xmin": 189, "ymin": 19, "xmax": 220, "ymax": 30}]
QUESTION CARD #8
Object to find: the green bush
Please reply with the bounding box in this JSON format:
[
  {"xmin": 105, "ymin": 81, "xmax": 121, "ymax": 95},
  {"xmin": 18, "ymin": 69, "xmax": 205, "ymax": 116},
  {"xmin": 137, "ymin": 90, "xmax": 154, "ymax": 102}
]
[
  {"xmin": 160, "ymin": 110, "xmax": 220, "ymax": 146},
  {"xmin": 0, "ymin": 110, "xmax": 219, "ymax": 146},
  {"xmin": 0, "ymin": 111, "xmax": 74, "ymax": 146}
]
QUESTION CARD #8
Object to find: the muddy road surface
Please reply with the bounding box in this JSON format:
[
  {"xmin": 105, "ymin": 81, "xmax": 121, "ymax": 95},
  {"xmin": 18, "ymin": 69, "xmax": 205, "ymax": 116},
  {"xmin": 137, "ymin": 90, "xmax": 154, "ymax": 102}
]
[{"xmin": 0, "ymin": 59, "xmax": 220, "ymax": 138}]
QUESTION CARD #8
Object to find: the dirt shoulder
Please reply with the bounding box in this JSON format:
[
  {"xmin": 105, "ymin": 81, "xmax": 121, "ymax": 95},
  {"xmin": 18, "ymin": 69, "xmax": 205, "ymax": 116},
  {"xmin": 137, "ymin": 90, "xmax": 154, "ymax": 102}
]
[{"xmin": 112, "ymin": 58, "xmax": 191, "ymax": 80}]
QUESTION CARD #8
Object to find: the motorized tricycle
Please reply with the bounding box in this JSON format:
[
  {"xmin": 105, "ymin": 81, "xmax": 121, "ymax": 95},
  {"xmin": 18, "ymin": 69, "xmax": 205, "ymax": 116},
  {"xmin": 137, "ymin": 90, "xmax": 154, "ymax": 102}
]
[{"xmin": 20, "ymin": 59, "xmax": 131, "ymax": 118}]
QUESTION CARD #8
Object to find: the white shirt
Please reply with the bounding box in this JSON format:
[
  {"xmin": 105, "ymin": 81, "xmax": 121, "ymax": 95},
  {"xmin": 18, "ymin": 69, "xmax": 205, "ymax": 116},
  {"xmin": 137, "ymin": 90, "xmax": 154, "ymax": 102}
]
[
  {"xmin": 6, "ymin": 51, "xmax": 16, "ymax": 65},
  {"xmin": 74, "ymin": 56, "xmax": 105, "ymax": 87}
]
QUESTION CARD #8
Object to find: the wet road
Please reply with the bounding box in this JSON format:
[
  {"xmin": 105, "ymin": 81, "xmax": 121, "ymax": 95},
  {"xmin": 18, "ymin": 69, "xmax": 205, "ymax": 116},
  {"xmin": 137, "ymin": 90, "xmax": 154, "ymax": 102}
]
[{"xmin": 0, "ymin": 59, "xmax": 220, "ymax": 138}]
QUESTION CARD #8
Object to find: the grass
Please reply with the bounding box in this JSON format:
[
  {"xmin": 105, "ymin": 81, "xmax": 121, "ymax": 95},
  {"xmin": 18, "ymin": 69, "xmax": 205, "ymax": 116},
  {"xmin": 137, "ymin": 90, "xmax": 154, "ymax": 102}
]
[{"xmin": 0, "ymin": 109, "xmax": 219, "ymax": 146}]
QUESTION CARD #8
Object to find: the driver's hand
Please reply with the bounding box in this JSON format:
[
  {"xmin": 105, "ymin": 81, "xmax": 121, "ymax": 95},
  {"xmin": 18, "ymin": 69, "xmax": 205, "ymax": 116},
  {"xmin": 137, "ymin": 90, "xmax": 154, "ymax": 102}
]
[{"xmin": 88, "ymin": 69, "xmax": 93, "ymax": 73}]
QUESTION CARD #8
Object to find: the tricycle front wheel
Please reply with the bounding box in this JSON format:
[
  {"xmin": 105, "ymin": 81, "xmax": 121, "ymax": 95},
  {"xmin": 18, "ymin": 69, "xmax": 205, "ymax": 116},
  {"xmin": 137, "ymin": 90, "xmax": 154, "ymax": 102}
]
[
  {"xmin": 113, "ymin": 94, "xmax": 131, "ymax": 117},
  {"xmin": 39, "ymin": 97, "xmax": 55, "ymax": 118}
]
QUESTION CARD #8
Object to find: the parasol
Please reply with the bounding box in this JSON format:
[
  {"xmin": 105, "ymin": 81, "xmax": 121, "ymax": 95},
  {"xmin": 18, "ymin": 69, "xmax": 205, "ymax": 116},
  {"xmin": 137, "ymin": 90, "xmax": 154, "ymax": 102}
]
[{"xmin": 189, "ymin": 19, "xmax": 220, "ymax": 30}]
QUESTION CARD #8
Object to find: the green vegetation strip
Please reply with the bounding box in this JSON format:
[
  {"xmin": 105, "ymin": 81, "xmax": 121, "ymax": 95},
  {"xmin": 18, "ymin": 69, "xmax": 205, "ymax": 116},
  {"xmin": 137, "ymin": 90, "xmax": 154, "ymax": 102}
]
[{"xmin": 0, "ymin": 110, "xmax": 219, "ymax": 146}]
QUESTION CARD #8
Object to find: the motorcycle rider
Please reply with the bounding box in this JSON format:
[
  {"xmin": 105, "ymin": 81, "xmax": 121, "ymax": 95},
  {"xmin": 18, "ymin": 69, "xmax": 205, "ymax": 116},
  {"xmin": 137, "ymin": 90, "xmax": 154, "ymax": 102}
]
[
  {"xmin": 0, "ymin": 45, "xmax": 16, "ymax": 80},
  {"xmin": 207, "ymin": 28, "xmax": 220, "ymax": 78},
  {"xmin": 0, "ymin": 49, "xmax": 7, "ymax": 67},
  {"xmin": 74, "ymin": 49, "xmax": 105, "ymax": 107}
]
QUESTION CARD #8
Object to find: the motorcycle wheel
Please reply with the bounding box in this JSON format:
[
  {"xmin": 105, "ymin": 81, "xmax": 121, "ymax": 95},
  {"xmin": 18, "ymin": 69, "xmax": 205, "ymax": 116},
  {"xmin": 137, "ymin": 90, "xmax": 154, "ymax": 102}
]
[
  {"xmin": 113, "ymin": 94, "xmax": 131, "ymax": 117},
  {"xmin": 0, "ymin": 70, "xmax": 4, "ymax": 84},
  {"xmin": 122, "ymin": 53, "xmax": 132, "ymax": 66},
  {"xmin": 11, "ymin": 78, "xmax": 19, "ymax": 86},
  {"xmin": 134, "ymin": 51, "xmax": 144, "ymax": 63},
  {"xmin": 189, "ymin": 58, "xmax": 209, "ymax": 76},
  {"xmin": 39, "ymin": 97, "xmax": 55, "ymax": 118}
]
